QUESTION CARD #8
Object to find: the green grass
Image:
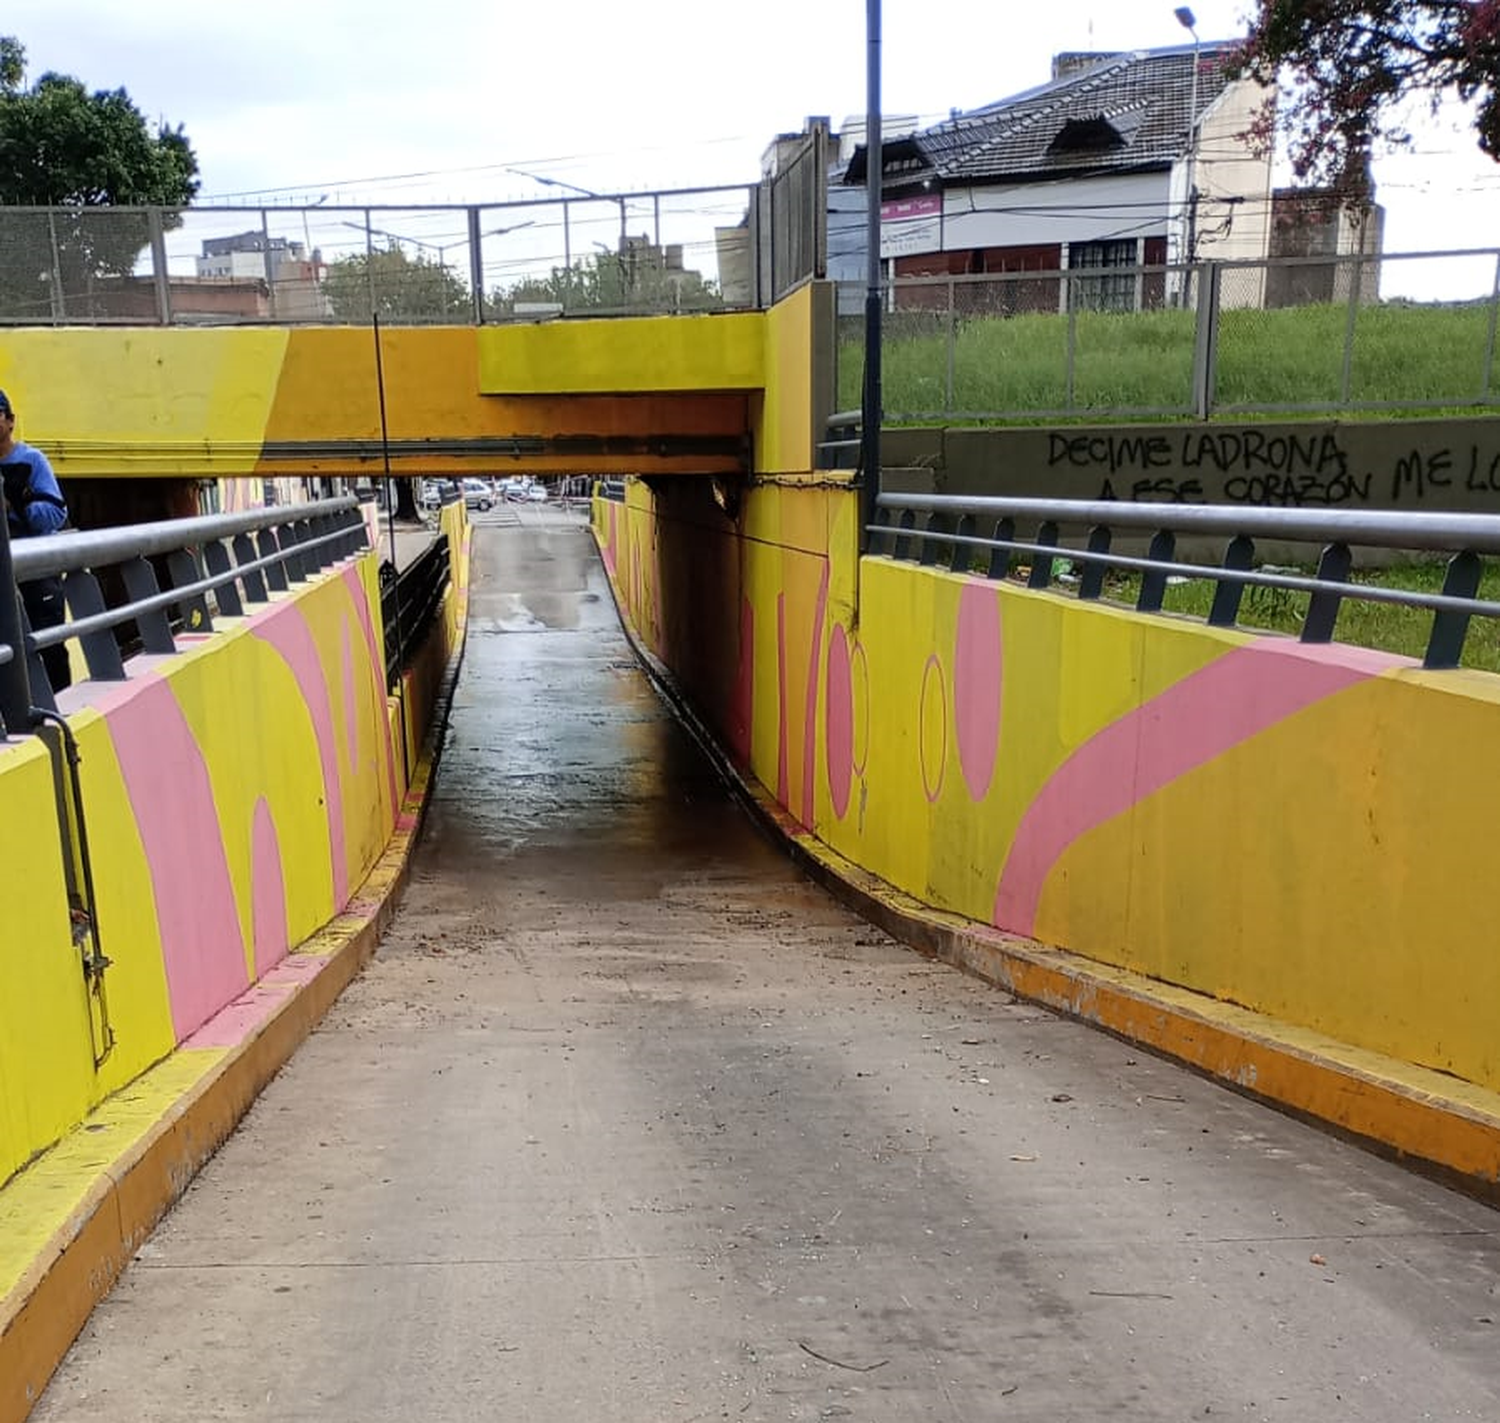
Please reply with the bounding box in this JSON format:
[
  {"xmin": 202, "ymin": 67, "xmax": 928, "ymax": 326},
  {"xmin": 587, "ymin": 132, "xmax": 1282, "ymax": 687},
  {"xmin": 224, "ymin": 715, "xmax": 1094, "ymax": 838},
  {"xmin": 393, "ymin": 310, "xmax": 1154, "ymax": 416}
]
[
  {"xmin": 838, "ymin": 299, "xmax": 1499, "ymax": 421},
  {"xmin": 1050, "ymin": 558, "xmax": 1500, "ymax": 671}
]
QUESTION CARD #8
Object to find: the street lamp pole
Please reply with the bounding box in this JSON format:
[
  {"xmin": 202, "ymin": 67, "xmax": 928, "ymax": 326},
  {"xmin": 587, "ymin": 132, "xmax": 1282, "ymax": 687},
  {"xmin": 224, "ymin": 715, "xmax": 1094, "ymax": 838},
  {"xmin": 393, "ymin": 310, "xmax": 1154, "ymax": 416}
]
[
  {"xmin": 860, "ymin": 0, "xmax": 883, "ymax": 550},
  {"xmin": 341, "ymin": 221, "xmax": 467, "ymax": 313},
  {"xmin": 1175, "ymin": 7, "xmax": 1201, "ymax": 290},
  {"xmin": 341, "ymin": 219, "xmax": 536, "ymax": 323},
  {"xmin": 507, "ymin": 166, "xmax": 629, "ymax": 262}
]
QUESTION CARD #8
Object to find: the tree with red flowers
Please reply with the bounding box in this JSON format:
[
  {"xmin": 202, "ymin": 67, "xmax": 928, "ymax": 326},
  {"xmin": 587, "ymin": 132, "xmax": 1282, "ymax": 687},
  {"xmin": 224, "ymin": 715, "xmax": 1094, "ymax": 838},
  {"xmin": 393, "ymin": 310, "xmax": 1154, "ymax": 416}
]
[{"xmin": 1232, "ymin": 1, "xmax": 1500, "ymax": 200}]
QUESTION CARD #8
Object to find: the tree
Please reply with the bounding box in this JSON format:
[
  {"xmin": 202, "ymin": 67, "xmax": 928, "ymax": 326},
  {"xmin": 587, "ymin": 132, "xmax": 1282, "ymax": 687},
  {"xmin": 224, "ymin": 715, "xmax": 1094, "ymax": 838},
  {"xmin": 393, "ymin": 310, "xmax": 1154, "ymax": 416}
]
[
  {"xmin": 495, "ymin": 246, "xmax": 721, "ymax": 317},
  {"xmin": 1232, "ymin": 2, "xmax": 1500, "ymax": 201},
  {"xmin": 322, "ymin": 244, "xmax": 471, "ymax": 325},
  {"xmin": 0, "ymin": 37, "xmax": 199, "ymax": 319}
]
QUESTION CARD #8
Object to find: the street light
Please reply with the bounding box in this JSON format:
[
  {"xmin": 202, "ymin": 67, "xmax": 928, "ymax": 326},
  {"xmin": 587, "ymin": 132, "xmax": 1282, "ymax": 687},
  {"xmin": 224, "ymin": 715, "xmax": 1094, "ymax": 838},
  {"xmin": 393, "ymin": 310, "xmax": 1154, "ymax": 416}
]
[
  {"xmin": 341, "ymin": 219, "xmax": 537, "ymax": 320},
  {"xmin": 341, "ymin": 219, "xmax": 536, "ymax": 259},
  {"xmin": 506, "ymin": 166, "xmax": 629, "ymax": 270},
  {"xmin": 340, "ymin": 220, "xmax": 468, "ymax": 268},
  {"xmin": 1175, "ymin": 6, "xmax": 1201, "ymax": 275}
]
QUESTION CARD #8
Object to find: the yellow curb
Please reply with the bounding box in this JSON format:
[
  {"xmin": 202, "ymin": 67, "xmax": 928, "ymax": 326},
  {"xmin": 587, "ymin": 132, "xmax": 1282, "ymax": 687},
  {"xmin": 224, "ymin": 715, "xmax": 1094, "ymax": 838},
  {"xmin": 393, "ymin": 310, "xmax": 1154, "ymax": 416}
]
[
  {"xmin": 593, "ymin": 521, "xmax": 1500, "ymax": 1202},
  {"xmin": 0, "ymin": 612, "xmax": 468, "ymax": 1423}
]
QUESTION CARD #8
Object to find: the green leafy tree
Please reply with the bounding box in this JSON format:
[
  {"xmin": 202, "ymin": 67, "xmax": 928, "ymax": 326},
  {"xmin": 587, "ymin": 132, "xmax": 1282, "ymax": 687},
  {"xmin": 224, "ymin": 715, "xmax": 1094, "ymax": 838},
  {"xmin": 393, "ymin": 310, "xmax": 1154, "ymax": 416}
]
[
  {"xmin": 496, "ymin": 247, "xmax": 721, "ymax": 316},
  {"xmin": 0, "ymin": 37, "xmax": 199, "ymax": 318},
  {"xmin": 322, "ymin": 243, "xmax": 471, "ymax": 324},
  {"xmin": 1233, "ymin": 2, "xmax": 1500, "ymax": 201}
]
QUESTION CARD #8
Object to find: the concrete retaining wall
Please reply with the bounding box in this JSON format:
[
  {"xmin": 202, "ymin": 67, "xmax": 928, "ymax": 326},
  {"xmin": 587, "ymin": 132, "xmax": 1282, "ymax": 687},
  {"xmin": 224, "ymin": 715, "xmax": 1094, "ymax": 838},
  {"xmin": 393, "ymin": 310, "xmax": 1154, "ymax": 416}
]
[
  {"xmin": 0, "ymin": 510, "xmax": 466, "ymax": 1190},
  {"xmin": 597, "ymin": 477, "xmax": 1500, "ymax": 1128}
]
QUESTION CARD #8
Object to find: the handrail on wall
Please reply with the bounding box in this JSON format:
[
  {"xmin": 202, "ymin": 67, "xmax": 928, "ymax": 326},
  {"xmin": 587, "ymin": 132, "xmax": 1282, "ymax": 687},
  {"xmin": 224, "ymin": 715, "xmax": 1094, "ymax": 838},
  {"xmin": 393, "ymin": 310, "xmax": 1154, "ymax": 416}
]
[
  {"xmin": 873, "ymin": 491, "xmax": 1500, "ymax": 670},
  {"xmin": 2, "ymin": 496, "xmax": 369, "ymax": 723}
]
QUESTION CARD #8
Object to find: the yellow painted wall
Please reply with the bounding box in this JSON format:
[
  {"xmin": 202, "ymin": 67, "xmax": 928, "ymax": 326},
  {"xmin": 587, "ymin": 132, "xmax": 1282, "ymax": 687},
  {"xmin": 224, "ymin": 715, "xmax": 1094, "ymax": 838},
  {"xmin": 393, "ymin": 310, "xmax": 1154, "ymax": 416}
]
[
  {"xmin": 753, "ymin": 285, "xmax": 816, "ymax": 474},
  {"xmin": 0, "ymin": 296, "xmax": 825, "ymax": 483},
  {"xmin": 477, "ymin": 312, "xmax": 764, "ymax": 395},
  {"xmin": 0, "ymin": 526, "xmax": 466, "ymax": 1189},
  {"xmin": 0, "ymin": 311, "xmax": 782, "ymax": 481},
  {"xmin": 0, "ymin": 740, "xmax": 98, "ymax": 1184},
  {"xmin": 598, "ymin": 479, "xmax": 1500, "ymax": 1098}
]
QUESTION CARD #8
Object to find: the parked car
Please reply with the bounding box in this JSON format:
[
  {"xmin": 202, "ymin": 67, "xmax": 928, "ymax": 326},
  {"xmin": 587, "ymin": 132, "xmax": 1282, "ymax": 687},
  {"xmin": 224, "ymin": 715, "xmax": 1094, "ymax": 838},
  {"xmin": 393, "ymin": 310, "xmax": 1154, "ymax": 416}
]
[
  {"xmin": 462, "ymin": 478, "xmax": 493, "ymax": 512},
  {"xmin": 501, "ymin": 477, "xmax": 533, "ymax": 502},
  {"xmin": 421, "ymin": 479, "xmax": 457, "ymax": 511}
]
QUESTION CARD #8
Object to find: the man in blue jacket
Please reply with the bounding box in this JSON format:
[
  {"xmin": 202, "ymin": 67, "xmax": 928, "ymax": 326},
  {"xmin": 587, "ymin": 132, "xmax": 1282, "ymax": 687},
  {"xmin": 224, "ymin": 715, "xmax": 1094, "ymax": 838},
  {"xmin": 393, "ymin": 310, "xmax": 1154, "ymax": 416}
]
[{"xmin": 0, "ymin": 389, "xmax": 72, "ymax": 691}]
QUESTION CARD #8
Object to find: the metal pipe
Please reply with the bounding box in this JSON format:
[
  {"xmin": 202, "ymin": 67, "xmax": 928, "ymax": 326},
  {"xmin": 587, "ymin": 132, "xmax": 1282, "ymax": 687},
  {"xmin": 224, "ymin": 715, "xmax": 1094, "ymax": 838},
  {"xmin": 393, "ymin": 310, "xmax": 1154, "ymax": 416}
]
[
  {"xmin": 859, "ymin": 0, "xmax": 883, "ymax": 551},
  {"xmin": 875, "ymin": 492, "xmax": 1500, "ymax": 555},
  {"xmin": 870, "ymin": 522, "xmax": 1500, "ymax": 620},
  {"xmin": 11, "ymin": 498, "xmax": 359, "ymax": 580}
]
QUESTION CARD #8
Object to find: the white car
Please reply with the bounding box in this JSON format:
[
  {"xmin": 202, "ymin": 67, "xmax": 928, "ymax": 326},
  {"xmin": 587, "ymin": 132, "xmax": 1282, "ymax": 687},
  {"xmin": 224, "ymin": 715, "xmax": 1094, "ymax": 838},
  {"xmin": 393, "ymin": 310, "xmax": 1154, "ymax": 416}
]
[
  {"xmin": 526, "ymin": 483, "xmax": 549, "ymax": 502},
  {"xmin": 461, "ymin": 478, "xmax": 492, "ymax": 512}
]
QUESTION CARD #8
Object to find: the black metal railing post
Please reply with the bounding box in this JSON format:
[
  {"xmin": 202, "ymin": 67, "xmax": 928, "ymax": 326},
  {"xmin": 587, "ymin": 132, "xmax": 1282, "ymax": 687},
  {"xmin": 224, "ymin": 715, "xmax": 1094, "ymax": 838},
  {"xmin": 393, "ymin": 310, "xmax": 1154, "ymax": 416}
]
[{"xmin": 0, "ymin": 516, "xmax": 32, "ymax": 735}]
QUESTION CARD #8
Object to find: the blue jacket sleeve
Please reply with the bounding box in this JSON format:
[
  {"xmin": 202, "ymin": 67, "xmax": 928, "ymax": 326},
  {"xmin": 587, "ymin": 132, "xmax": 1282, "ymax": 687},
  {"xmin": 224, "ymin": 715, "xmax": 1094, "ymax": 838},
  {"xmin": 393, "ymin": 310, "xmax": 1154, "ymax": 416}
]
[{"xmin": 18, "ymin": 446, "xmax": 67, "ymax": 535}]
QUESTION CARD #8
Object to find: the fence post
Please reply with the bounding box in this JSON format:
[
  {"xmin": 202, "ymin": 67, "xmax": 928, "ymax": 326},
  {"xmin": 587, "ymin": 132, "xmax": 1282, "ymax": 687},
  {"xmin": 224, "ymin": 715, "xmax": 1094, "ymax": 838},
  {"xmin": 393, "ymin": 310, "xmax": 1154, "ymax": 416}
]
[
  {"xmin": 945, "ymin": 278, "xmax": 956, "ymax": 415},
  {"xmin": 47, "ymin": 211, "xmax": 66, "ymax": 322},
  {"xmin": 260, "ymin": 209, "xmax": 278, "ymax": 322},
  {"xmin": 1482, "ymin": 253, "xmax": 1500, "ymax": 401},
  {"xmin": 1066, "ymin": 303, "xmax": 1078, "ymax": 412},
  {"xmin": 0, "ymin": 520, "xmax": 33, "ymax": 736},
  {"xmin": 1339, "ymin": 253, "xmax": 1363, "ymax": 404},
  {"xmin": 467, "ymin": 207, "xmax": 485, "ymax": 325},
  {"xmin": 1191, "ymin": 260, "xmax": 1221, "ymax": 420},
  {"xmin": 149, "ymin": 209, "xmax": 171, "ymax": 326}
]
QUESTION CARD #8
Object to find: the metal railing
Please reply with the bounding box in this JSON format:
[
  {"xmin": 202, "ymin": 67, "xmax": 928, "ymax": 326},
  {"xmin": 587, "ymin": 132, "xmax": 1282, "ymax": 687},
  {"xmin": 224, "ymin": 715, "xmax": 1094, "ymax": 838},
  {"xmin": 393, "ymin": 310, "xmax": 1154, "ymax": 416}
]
[
  {"xmin": 3, "ymin": 498, "xmax": 369, "ymax": 727},
  {"xmin": 872, "ymin": 492, "xmax": 1500, "ymax": 670},
  {"xmin": 381, "ymin": 535, "xmax": 451, "ymax": 688},
  {"xmin": 0, "ymin": 172, "xmax": 829, "ymax": 326},
  {"xmin": 839, "ymin": 247, "xmax": 1500, "ymax": 423}
]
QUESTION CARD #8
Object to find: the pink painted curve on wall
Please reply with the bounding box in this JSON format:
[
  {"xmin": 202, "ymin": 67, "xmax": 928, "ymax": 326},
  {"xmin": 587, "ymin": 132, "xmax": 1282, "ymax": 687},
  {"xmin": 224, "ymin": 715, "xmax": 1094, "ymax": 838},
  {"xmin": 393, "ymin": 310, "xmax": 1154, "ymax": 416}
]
[
  {"xmin": 993, "ymin": 639, "xmax": 1398, "ymax": 937},
  {"xmin": 253, "ymin": 605, "xmax": 350, "ymax": 908},
  {"xmin": 799, "ymin": 560, "xmax": 831, "ymax": 829},
  {"xmin": 107, "ymin": 676, "xmax": 250, "ymax": 1041},
  {"xmin": 251, "ymin": 797, "xmax": 290, "ymax": 976},
  {"xmin": 775, "ymin": 594, "xmax": 790, "ymax": 806},
  {"xmin": 825, "ymin": 622, "xmax": 854, "ymax": 820}
]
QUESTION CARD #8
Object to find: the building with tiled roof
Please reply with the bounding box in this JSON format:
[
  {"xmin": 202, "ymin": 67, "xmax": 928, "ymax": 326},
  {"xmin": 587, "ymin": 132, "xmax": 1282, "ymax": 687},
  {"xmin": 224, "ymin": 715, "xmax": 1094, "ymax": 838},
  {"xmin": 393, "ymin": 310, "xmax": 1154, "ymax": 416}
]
[{"xmin": 837, "ymin": 42, "xmax": 1278, "ymax": 312}]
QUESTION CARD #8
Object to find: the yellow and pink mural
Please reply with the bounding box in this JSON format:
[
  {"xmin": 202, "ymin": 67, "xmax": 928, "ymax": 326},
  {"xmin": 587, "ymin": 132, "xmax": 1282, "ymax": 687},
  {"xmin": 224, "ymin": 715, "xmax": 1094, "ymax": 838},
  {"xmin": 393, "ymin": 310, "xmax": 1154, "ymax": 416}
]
[
  {"xmin": 0, "ymin": 510, "xmax": 467, "ymax": 1191},
  {"xmin": 596, "ymin": 478, "xmax": 1500, "ymax": 1114}
]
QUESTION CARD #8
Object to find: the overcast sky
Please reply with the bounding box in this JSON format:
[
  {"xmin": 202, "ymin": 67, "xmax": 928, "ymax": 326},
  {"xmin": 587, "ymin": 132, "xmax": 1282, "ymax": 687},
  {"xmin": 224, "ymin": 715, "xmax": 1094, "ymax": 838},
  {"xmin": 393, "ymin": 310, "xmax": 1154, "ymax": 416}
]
[{"xmin": 5, "ymin": 0, "xmax": 1497, "ymax": 279}]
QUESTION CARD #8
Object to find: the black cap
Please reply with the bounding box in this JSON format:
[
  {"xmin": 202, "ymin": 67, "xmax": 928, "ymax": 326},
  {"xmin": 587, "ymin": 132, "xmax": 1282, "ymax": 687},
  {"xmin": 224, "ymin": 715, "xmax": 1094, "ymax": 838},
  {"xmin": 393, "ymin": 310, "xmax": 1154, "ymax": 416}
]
[{"xmin": 0, "ymin": 390, "xmax": 11, "ymax": 415}]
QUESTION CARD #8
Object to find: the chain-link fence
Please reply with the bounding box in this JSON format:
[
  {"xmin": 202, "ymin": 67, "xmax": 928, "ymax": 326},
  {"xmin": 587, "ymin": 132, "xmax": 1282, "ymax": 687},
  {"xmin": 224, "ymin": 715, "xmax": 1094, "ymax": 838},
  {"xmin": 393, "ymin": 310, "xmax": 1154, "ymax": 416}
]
[
  {"xmin": 841, "ymin": 247, "xmax": 1500, "ymax": 422},
  {"xmin": 761, "ymin": 125, "xmax": 830, "ymax": 305},
  {"xmin": 0, "ymin": 185, "xmax": 802, "ymax": 327}
]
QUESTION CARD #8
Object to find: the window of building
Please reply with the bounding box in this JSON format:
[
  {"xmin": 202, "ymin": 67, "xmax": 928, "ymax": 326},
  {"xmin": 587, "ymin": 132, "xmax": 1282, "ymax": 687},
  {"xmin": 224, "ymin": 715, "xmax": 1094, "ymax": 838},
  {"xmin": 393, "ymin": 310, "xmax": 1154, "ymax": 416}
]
[{"xmin": 1067, "ymin": 239, "xmax": 1139, "ymax": 312}]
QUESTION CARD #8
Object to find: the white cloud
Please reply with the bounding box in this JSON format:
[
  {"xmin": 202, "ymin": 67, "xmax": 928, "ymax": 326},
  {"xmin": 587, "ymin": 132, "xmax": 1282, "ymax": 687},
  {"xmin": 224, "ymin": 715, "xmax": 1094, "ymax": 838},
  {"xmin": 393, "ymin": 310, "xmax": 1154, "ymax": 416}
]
[{"xmin": 3, "ymin": 0, "xmax": 1495, "ymax": 262}]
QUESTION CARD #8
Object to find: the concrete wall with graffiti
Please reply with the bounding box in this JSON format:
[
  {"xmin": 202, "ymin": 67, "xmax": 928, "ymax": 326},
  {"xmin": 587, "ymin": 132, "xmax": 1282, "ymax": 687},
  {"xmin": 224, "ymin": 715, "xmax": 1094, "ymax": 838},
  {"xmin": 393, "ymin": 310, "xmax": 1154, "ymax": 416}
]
[
  {"xmin": 596, "ymin": 477, "xmax": 1500, "ymax": 1100},
  {"xmin": 884, "ymin": 419, "xmax": 1500, "ymax": 513},
  {"xmin": 0, "ymin": 512, "xmax": 467, "ymax": 1188}
]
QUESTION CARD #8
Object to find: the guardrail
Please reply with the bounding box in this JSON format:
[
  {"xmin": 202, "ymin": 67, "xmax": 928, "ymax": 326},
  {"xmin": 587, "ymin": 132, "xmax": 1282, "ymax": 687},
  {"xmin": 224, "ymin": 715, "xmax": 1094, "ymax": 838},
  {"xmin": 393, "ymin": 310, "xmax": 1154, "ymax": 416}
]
[
  {"xmin": 2, "ymin": 498, "xmax": 369, "ymax": 730},
  {"xmin": 872, "ymin": 492, "xmax": 1500, "ymax": 670},
  {"xmin": 381, "ymin": 534, "xmax": 451, "ymax": 688}
]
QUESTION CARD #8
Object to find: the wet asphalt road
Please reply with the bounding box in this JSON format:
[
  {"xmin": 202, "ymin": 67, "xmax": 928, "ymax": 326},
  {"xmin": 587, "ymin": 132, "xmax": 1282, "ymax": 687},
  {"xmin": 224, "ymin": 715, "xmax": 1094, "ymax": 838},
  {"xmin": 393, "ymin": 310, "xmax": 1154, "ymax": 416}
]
[{"xmin": 34, "ymin": 507, "xmax": 1500, "ymax": 1421}]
